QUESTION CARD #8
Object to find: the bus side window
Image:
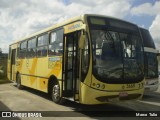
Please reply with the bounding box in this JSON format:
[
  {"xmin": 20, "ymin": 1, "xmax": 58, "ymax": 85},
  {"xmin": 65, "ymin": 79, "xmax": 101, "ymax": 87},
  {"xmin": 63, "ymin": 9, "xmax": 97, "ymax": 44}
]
[
  {"xmin": 19, "ymin": 41, "xmax": 27, "ymax": 58},
  {"xmin": 42, "ymin": 46, "xmax": 48, "ymax": 56},
  {"xmin": 48, "ymin": 29, "xmax": 63, "ymax": 56},
  {"xmin": 27, "ymin": 38, "xmax": 37, "ymax": 58},
  {"xmin": 37, "ymin": 34, "xmax": 48, "ymax": 57}
]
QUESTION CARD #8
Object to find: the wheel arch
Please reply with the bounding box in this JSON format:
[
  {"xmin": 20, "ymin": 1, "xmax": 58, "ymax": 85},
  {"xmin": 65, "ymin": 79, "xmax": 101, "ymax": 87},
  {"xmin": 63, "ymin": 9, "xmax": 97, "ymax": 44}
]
[{"xmin": 48, "ymin": 75, "xmax": 59, "ymax": 94}]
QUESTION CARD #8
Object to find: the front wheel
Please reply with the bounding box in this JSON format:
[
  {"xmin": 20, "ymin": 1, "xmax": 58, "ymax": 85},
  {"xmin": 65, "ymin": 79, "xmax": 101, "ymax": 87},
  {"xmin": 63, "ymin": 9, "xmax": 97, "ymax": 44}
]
[
  {"xmin": 51, "ymin": 83, "xmax": 65, "ymax": 104},
  {"xmin": 16, "ymin": 74, "xmax": 23, "ymax": 89}
]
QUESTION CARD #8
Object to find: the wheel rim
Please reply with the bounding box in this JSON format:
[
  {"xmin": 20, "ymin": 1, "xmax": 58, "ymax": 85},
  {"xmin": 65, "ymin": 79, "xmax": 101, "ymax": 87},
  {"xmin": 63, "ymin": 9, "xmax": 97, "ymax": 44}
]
[{"xmin": 52, "ymin": 85, "xmax": 60, "ymax": 101}]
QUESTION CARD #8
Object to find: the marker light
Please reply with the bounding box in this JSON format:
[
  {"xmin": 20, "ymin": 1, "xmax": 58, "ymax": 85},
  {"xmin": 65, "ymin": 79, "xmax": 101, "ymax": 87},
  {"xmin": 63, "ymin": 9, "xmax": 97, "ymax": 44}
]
[
  {"xmin": 96, "ymin": 84, "xmax": 100, "ymax": 88},
  {"xmin": 101, "ymin": 84, "xmax": 105, "ymax": 89}
]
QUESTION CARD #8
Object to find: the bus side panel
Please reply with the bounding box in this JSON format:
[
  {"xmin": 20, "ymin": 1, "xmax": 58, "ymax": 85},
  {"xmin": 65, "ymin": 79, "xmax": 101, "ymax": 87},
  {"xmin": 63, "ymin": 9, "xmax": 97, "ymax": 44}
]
[
  {"xmin": 18, "ymin": 59, "xmax": 30, "ymax": 87},
  {"xmin": 47, "ymin": 56, "xmax": 63, "ymax": 80},
  {"xmin": 27, "ymin": 58, "xmax": 37, "ymax": 89},
  {"xmin": 36, "ymin": 56, "xmax": 62, "ymax": 93},
  {"xmin": 21, "ymin": 74, "xmax": 30, "ymax": 86},
  {"xmin": 36, "ymin": 57, "xmax": 49, "ymax": 92},
  {"xmin": 37, "ymin": 77, "xmax": 48, "ymax": 92}
]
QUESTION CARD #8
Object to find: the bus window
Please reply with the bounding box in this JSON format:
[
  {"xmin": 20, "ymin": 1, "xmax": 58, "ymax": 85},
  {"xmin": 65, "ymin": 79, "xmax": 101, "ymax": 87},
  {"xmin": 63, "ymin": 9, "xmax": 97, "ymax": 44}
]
[
  {"xmin": 38, "ymin": 34, "xmax": 48, "ymax": 46},
  {"xmin": 27, "ymin": 38, "xmax": 37, "ymax": 58},
  {"xmin": 19, "ymin": 41, "xmax": 27, "ymax": 58},
  {"xmin": 37, "ymin": 34, "xmax": 48, "ymax": 57},
  {"xmin": 140, "ymin": 28, "xmax": 155, "ymax": 48},
  {"xmin": 48, "ymin": 29, "xmax": 63, "ymax": 56},
  {"xmin": 37, "ymin": 46, "xmax": 48, "ymax": 57}
]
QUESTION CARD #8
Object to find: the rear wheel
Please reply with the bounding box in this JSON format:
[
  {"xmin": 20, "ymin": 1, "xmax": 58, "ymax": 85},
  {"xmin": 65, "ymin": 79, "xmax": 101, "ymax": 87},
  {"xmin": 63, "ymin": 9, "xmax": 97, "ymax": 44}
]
[
  {"xmin": 51, "ymin": 83, "xmax": 65, "ymax": 104},
  {"xmin": 16, "ymin": 74, "xmax": 23, "ymax": 89}
]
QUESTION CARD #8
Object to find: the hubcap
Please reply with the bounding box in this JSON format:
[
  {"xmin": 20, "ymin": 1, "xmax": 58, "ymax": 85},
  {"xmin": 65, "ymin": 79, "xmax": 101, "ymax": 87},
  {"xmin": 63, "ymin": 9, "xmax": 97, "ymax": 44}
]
[{"xmin": 52, "ymin": 85, "xmax": 60, "ymax": 100}]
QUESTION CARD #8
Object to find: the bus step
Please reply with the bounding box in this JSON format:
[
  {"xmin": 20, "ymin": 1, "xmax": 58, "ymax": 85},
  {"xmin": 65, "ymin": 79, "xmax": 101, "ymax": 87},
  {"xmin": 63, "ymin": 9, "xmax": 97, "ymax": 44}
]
[
  {"xmin": 65, "ymin": 97, "xmax": 74, "ymax": 102},
  {"xmin": 64, "ymin": 97, "xmax": 79, "ymax": 102}
]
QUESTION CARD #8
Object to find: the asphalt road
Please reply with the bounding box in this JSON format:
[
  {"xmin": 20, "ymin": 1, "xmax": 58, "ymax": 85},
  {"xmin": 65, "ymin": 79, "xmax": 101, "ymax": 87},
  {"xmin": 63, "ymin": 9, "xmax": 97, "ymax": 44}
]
[{"xmin": 0, "ymin": 80, "xmax": 160, "ymax": 120}]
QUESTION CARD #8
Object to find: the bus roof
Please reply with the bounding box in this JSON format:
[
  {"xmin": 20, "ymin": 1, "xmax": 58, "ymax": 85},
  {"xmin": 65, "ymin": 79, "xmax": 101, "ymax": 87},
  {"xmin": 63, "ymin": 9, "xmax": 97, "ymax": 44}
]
[{"xmin": 11, "ymin": 14, "xmax": 138, "ymax": 46}]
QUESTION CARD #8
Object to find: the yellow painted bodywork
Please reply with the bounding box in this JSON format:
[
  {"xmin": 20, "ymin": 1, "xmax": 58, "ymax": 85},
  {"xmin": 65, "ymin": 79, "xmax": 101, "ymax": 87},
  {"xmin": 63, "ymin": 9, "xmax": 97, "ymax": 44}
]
[
  {"xmin": 91, "ymin": 75, "xmax": 144, "ymax": 91},
  {"xmin": 7, "ymin": 14, "xmax": 145, "ymax": 104},
  {"xmin": 16, "ymin": 56, "xmax": 63, "ymax": 93},
  {"xmin": 79, "ymin": 55, "xmax": 145, "ymax": 104},
  {"xmin": 8, "ymin": 18, "xmax": 86, "ymax": 94},
  {"xmin": 79, "ymin": 82, "xmax": 144, "ymax": 104},
  {"xmin": 7, "ymin": 43, "xmax": 18, "ymax": 81},
  {"xmin": 64, "ymin": 21, "xmax": 86, "ymax": 34}
]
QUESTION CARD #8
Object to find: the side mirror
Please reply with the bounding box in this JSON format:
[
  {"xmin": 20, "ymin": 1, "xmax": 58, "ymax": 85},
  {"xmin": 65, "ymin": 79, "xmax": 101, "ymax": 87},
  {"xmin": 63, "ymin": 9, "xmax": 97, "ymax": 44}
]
[{"xmin": 79, "ymin": 35, "xmax": 85, "ymax": 49}]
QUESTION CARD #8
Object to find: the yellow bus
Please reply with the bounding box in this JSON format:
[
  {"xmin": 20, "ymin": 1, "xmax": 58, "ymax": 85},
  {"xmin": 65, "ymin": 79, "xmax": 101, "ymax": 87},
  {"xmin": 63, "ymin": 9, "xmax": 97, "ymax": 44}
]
[{"xmin": 7, "ymin": 14, "xmax": 145, "ymax": 104}]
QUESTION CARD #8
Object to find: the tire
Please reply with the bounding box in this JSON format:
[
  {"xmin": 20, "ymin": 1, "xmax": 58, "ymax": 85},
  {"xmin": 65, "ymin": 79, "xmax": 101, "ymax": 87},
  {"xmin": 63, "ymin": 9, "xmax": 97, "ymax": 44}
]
[
  {"xmin": 51, "ymin": 83, "xmax": 65, "ymax": 104},
  {"xmin": 16, "ymin": 74, "xmax": 23, "ymax": 89}
]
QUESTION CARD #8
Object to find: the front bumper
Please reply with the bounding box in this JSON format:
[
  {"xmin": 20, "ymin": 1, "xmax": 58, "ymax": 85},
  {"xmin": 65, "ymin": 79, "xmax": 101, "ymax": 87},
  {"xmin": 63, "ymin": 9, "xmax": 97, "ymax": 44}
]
[
  {"xmin": 144, "ymin": 79, "xmax": 159, "ymax": 92},
  {"xmin": 80, "ymin": 83, "xmax": 144, "ymax": 104}
]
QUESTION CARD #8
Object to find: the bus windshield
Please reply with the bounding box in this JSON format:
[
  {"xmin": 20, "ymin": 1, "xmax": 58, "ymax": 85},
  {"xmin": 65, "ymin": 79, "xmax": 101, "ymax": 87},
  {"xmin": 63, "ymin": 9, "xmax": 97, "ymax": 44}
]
[
  {"xmin": 88, "ymin": 17, "xmax": 144, "ymax": 83},
  {"xmin": 140, "ymin": 28, "xmax": 155, "ymax": 48}
]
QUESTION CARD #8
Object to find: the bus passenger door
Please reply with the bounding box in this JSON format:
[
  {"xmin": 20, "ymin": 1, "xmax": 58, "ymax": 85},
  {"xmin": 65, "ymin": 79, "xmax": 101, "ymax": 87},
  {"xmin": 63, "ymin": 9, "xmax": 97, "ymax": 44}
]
[
  {"xmin": 10, "ymin": 49, "xmax": 16, "ymax": 81},
  {"xmin": 62, "ymin": 31, "xmax": 80, "ymax": 101}
]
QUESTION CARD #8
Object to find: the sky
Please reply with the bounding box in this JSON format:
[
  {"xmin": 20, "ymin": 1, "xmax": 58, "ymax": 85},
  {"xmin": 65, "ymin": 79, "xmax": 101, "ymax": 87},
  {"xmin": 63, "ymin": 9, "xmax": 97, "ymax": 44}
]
[{"xmin": 0, "ymin": 0, "xmax": 160, "ymax": 53}]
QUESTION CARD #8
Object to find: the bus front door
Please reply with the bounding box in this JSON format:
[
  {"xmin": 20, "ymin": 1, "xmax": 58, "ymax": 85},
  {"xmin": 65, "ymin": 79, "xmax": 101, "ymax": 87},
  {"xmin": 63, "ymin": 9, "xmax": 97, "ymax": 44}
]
[{"xmin": 62, "ymin": 31, "xmax": 80, "ymax": 101}]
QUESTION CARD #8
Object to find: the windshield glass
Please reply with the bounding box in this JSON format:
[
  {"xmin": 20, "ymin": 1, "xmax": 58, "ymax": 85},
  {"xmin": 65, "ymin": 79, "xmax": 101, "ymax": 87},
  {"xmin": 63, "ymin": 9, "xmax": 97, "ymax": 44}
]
[
  {"xmin": 144, "ymin": 52, "xmax": 158, "ymax": 78},
  {"xmin": 91, "ymin": 29, "xmax": 144, "ymax": 83},
  {"xmin": 140, "ymin": 28, "xmax": 155, "ymax": 48}
]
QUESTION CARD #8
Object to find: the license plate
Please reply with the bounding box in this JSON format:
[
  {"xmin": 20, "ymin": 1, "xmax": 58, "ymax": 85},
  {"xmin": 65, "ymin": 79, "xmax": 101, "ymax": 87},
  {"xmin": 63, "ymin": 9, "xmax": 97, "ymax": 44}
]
[{"xmin": 119, "ymin": 92, "xmax": 128, "ymax": 97}]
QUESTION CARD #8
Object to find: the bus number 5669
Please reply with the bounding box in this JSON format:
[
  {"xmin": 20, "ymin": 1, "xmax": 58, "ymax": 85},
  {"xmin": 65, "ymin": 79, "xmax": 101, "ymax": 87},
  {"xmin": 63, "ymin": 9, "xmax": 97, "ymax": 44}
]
[{"xmin": 127, "ymin": 84, "xmax": 135, "ymax": 88}]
